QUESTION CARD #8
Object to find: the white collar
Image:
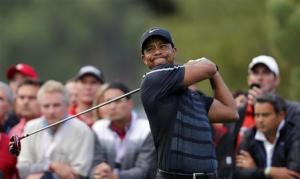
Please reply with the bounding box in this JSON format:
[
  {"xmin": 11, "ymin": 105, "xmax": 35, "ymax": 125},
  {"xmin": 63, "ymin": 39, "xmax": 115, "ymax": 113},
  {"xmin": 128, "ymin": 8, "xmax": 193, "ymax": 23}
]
[{"xmin": 255, "ymin": 120, "xmax": 285, "ymax": 143}]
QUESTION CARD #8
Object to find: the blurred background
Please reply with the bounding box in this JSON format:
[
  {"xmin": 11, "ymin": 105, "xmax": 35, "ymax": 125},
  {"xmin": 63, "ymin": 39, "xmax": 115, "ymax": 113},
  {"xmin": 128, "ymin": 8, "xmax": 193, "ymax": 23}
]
[{"xmin": 1, "ymin": 0, "xmax": 300, "ymax": 103}]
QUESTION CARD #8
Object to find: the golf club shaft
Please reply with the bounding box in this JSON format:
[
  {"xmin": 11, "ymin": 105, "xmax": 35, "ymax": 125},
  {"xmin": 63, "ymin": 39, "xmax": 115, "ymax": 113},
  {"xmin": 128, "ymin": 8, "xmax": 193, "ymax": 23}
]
[{"xmin": 20, "ymin": 88, "xmax": 140, "ymax": 140}]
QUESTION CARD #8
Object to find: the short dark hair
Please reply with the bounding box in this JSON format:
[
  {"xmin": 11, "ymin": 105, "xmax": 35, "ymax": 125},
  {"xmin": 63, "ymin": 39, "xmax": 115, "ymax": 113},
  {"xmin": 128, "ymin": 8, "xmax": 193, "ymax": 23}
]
[
  {"xmin": 255, "ymin": 93, "xmax": 286, "ymax": 114},
  {"xmin": 106, "ymin": 82, "xmax": 131, "ymax": 99},
  {"xmin": 232, "ymin": 90, "xmax": 247, "ymax": 99},
  {"xmin": 18, "ymin": 79, "xmax": 43, "ymax": 90}
]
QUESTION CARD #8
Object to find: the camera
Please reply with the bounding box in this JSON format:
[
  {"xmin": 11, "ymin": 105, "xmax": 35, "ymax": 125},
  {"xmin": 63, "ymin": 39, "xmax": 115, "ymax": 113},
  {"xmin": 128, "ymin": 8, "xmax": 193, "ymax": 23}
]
[{"xmin": 249, "ymin": 83, "xmax": 260, "ymax": 89}]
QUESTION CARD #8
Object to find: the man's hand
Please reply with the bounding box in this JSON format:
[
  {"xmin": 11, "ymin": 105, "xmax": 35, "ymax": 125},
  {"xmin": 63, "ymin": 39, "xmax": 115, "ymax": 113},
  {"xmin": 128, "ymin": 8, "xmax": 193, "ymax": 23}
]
[
  {"xmin": 27, "ymin": 173, "xmax": 44, "ymax": 179},
  {"xmin": 9, "ymin": 135, "xmax": 21, "ymax": 156},
  {"xmin": 50, "ymin": 161, "xmax": 78, "ymax": 179},
  {"xmin": 186, "ymin": 58, "xmax": 206, "ymax": 65},
  {"xmin": 269, "ymin": 167, "xmax": 300, "ymax": 179},
  {"xmin": 236, "ymin": 150, "xmax": 256, "ymax": 169},
  {"xmin": 183, "ymin": 57, "xmax": 218, "ymax": 87},
  {"xmin": 247, "ymin": 85, "xmax": 263, "ymax": 105},
  {"xmin": 93, "ymin": 162, "xmax": 118, "ymax": 179},
  {"xmin": 185, "ymin": 57, "xmax": 217, "ymax": 73}
]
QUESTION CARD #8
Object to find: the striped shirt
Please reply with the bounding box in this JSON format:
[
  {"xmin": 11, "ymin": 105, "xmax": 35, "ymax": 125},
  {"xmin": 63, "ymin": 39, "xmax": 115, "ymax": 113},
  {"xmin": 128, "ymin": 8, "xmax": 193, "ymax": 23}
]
[{"xmin": 141, "ymin": 63, "xmax": 217, "ymax": 173}]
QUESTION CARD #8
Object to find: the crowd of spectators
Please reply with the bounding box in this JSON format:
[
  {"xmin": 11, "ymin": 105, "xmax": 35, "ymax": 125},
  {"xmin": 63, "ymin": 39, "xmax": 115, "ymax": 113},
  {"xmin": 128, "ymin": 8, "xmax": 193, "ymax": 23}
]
[{"xmin": 1, "ymin": 54, "xmax": 300, "ymax": 179}]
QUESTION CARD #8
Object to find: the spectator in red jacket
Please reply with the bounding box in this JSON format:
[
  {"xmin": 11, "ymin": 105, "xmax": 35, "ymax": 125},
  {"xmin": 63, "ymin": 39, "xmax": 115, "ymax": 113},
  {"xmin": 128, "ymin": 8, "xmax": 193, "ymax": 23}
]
[{"xmin": 0, "ymin": 81, "xmax": 18, "ymax": 179}]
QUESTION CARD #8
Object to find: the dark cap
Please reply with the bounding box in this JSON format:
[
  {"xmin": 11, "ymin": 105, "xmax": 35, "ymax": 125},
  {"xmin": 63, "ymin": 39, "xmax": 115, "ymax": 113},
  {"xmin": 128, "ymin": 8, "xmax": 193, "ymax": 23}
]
[
  {"xmin": 75, "ymin": 65, "xmax": 104, "ymax": 83},
  {"xmin": 6, "ymin": 63, "xmax": 38, "ymax": 80},
  {"xmin": 140, "ymin": 27, "xmax": 174, "ymax": 52}
]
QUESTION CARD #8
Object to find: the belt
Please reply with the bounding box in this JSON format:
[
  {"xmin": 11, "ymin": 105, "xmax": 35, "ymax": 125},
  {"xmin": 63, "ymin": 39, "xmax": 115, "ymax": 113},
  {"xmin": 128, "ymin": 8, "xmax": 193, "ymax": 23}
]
[{"xmin": 157, "ymin": 169, "xmax": 217, "ymax": 179}]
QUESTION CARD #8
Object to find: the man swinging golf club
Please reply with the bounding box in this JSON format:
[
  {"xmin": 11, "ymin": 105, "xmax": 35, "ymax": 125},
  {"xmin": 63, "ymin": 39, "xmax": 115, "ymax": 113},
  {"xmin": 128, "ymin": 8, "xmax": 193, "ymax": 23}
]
[{"xmin": 139, "ymin": 27, "xmax": 239, "ymax": 179}]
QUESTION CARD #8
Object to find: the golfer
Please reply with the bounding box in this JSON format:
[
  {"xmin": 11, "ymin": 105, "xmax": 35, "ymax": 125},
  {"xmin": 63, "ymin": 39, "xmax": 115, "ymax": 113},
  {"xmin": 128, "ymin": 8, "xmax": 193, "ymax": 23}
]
[{"xmin": 140, "ymin": 27, "xmax": 239, "ymax": 179}]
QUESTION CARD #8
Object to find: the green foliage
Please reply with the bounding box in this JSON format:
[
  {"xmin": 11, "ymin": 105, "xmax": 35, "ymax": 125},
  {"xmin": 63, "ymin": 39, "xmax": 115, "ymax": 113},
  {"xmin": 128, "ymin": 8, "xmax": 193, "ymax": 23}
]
[
  {"xmin": 0, "ymin": 0, "xmax": 299, "ymax": 101},
  {"xmin": 0, "ymin": 0, "xmax": 149, "ymax": 87},
  {"xmin": 265, "ymin": 0, "xmax": 300, "ymax": 99},
  {"xmin": 289, "ymin": 67, "xmax": 300, "ymax": 100}
]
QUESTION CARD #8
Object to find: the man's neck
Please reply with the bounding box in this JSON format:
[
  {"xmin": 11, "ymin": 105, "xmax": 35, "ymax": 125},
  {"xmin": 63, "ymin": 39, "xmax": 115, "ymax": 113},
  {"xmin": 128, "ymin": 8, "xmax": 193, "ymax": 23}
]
[
  {"xmin": 52, "ymin": 125, "xmax": 60, "ymax": 134},
  {"xmin": 111, "ymin": 114, "xmax": 132, "ymax": 130},
  {"xmin": 265, "ymin": 132, "xmax": 276, "ymax": 144},
  {"xmin": 265, "ymin": 120, "xmax": 284, "ymax": 144},
  {"xmin": 76, "ymin": 103, "xmax": 93, "ymax": 117},
  {"xmin": 77, "ymin": 102, "xmax": 92, "ymax": 111}
]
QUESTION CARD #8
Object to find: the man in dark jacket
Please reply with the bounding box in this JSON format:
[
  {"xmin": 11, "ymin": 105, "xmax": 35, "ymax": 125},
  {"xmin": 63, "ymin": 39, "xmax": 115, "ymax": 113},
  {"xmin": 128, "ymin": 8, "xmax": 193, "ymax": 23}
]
[{"xmin": 233, "ymin": 93, "xmax": 300, "ymax": 179}]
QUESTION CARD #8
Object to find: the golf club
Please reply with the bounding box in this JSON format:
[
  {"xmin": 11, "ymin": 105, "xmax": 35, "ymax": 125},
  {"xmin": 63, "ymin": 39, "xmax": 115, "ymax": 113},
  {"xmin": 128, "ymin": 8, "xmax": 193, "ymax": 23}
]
[{"xmin": 9, "ymin": 88, "xmax": 140, "ymax": 155}]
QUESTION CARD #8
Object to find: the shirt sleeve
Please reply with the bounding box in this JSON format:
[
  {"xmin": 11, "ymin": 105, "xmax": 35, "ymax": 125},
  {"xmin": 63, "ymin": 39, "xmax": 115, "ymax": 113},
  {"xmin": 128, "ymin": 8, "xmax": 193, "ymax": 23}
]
[
  {"xmin": 67, "ymin": 124, "xmax": 94, "ymax": 177},
  {"xmin": 118, "ymin": 133, "xmax": 156, "ymax": 179},
  {"xmin": 17, "ymin": 121, "xmax": 50, "ymax": 178},
  {"xmin": 286, "ymin": 125, "xmax": 300, "ymax": 173},
  {"xmin": 141, "ymin": 64, "xmax": 185, "ymax": 100},
  {"xmin": 89, "ymin": 131, "xmax": 106, "ymax": 178}
]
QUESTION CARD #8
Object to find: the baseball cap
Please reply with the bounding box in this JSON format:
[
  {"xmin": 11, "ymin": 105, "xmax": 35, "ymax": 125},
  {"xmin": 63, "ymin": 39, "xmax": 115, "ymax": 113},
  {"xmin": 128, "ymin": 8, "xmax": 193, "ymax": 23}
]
[
  {"xmin": 75, "ymin": 65, "xmax": 104, "ymax": 83},
  {"xmin": 248, "ymin": 55, "xmax": 279, "ymax": 76},
  {"xmin": 6, "ymin": 63, "xmax": 38, "ymax": 80},
  {"xmin": 140, "ymin": 27, "xmax": 174, "ymax": 52}
]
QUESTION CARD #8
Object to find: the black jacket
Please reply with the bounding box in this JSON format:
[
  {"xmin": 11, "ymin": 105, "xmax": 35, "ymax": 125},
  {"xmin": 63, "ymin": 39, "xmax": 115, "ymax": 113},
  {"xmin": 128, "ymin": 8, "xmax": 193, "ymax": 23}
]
[
  {"xmin": 232, "ymin": 120, "xmax": 300, "ymax": 179},
  {"xmin": 215, "ymin": 100, "xmax": 300, "ymax": 179}
]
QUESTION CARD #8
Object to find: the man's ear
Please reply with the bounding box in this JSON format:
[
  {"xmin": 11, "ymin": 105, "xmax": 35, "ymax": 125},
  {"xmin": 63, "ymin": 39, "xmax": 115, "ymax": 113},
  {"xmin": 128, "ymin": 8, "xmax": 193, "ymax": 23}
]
[
  {"xmin": 171, "ymin": 47, "xmax": 177, "ymax": 59},
  {"xmin": 141, "ymin": 54, "xmax": 148, "ymax": 66},
  {"xmin": 278, "ymin": 111, "xmax": 285, "ymax": 121},
  {"xmin": 128, "ymin": 99, "xmax": 134, "ymax": 109},
  {"xmin": 173, "ymin": 47, "xmax": 177, "ymax": 53}
]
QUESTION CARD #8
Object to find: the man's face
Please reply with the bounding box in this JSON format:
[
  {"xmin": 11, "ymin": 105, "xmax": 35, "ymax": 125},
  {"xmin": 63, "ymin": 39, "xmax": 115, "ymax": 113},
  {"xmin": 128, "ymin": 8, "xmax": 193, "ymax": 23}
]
[
  {"xmin": 77, "ymin": 75, "xmax": 101, "ymax": 105},
  {"xmin": 0, "ymin": 89, "xmax": 11, "ymax": 124},
  {"xmin": 247, "ymin": 64, "xmax": 279, "ymax": 93},
  {"xmin": 141, "ymin": 37, "xmax": 176, "ymax": 69},
  {"xmin": 254, "ymin": 102, "xmax": 283, "ymax": 136},
  {"xmin": 235, "ymin": 94, "xmax": 247, "ymax": 108},
  {"xmin": 15, "ymin": 84, "xmax": 40, "ymax": 120},
  {"xmin": 65, "ymin": 81, "xmax": 78, "ymax": 106},
  {"xmin": 40, "ymin": 92, "xmax": 68, "ymax": 125},
  {"xmin": 102, "ymin": 88, "xmax": 133, "ymax": 122}
]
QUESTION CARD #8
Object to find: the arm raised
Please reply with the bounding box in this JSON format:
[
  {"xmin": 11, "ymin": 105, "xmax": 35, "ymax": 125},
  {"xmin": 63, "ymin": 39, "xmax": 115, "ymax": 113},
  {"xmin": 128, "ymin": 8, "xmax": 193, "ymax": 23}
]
[
  {"xmin": 208, "ymin": 71, "xmax": 239, "ymax": 122},
  {"xmin": 183, "ymin": 58, "xmax": 217, "ymax": 87}
]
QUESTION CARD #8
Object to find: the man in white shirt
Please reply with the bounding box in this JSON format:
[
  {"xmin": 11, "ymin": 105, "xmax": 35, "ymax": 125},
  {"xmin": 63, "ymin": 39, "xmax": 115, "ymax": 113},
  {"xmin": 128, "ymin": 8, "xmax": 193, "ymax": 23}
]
[
  {"xmin": 91, "ymin": 82, "xmax": 156, "ymax": 179},
  {"xmin": 17, "ymin": 80, "xmax": 94, "ymax": 179}
]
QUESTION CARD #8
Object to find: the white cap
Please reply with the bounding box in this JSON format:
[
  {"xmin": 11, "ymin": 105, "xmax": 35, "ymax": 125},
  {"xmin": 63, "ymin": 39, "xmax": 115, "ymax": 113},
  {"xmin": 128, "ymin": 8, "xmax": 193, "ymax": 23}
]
[{"xmin": 248, "ymin": 55, "xmax": 279, "ymax": 76}]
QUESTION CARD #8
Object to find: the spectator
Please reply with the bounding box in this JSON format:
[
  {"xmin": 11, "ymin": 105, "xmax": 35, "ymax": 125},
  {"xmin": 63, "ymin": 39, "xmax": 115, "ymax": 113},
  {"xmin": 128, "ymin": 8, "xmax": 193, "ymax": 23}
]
[
  {"xmin": 213, "ymin": 90, "xmax": 247, "ymax": 146},
  {"xmin": 233, "ymin": 93, "xmax": 300, "ymax": 179},
  {"xmin": 65, "ymin": 78, "xmax": 78, "ymax": 107},
  {"xmin": 6, "ymin": 79, "xmax": 42, "ymax": 136},
  {"xmin": 233, "ymin": 90, "xmax": 248, "ymax": 108},
  {"xmin": 215, "ymin": 55, "xmax": 300, "ymax": 178},
  {"xmin": 6, "ymin": 63, "xmax": 39, "ymax": 97},
  {"xmin": 69, "ymin": 65, "xmax": 104, "ymax": 127},
  {"xmin": 17, "ymin": 80, "xmax": 94, "ymax": 179},
  {"xmin": 93, "ymin": 83, "xmax": 109, "ymax": 120},
  {"xmin": 0, "ymin": 82, "xmax": 18, "ymax": 179},
  {"xmin": 91, "ymin": 82, "xmax": 156, "ymax": 179}
]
